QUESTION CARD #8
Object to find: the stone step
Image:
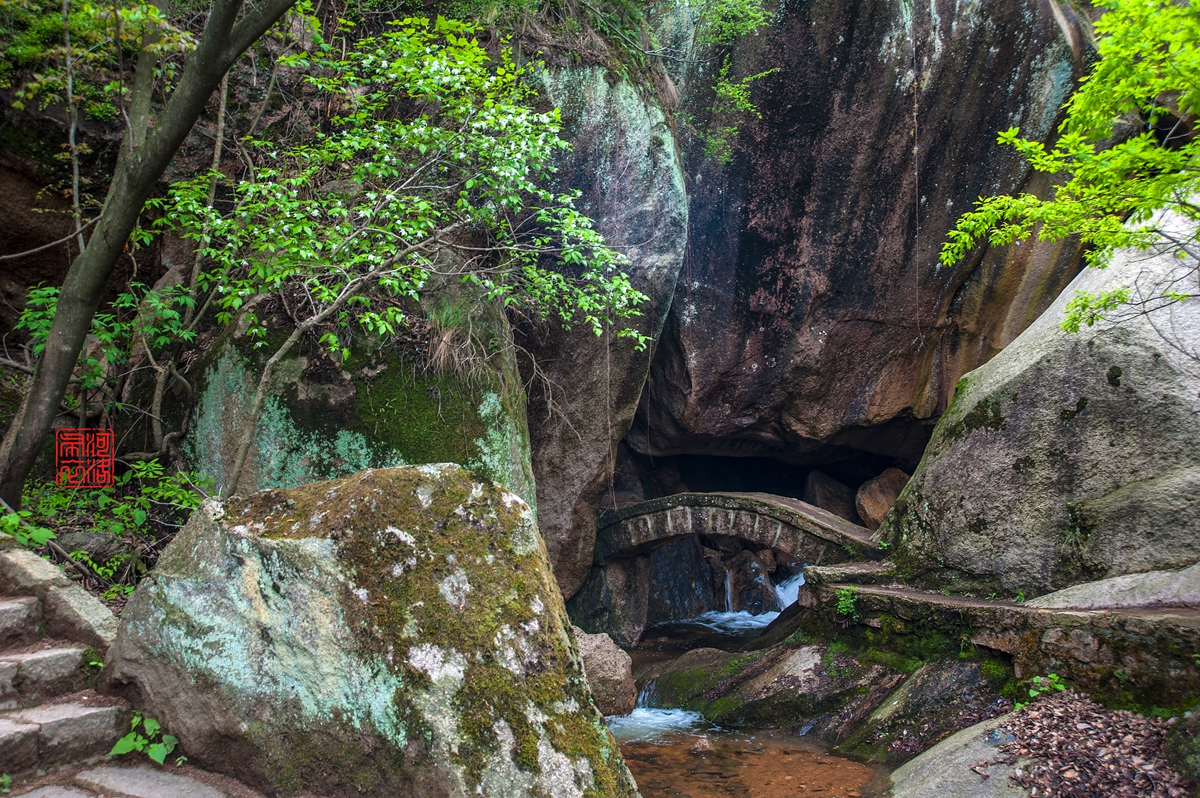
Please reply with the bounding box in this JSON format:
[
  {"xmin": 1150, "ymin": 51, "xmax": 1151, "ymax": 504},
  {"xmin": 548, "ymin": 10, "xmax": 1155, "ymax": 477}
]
[
  {"xmin": 14, "ymin": 786, "xmax": 94, "ymax": 797},
  {"xmin": 0, "ymin": 550, "xmax": 71, "ymax": 599},
  {"xmin": 1, "ymin": 700, "xmax": 127, "ymax": 774},
  {"xmin": 802, "ymin": 560, "xmax": 894, "ymax": 586},
  {"xmin": 11, "ymin": 764, "xmax": 254, "ymax": 797},
  {"xmin": 75, "ymin": 765, "xmax": 230, "ymax": 797},
  {"xmin": 0, "ymin": 648, "xmax": 89, "ymax": 709},
  {"xmin": 0, "ymin": 598, "xmax": 43, "ymax": 647}
]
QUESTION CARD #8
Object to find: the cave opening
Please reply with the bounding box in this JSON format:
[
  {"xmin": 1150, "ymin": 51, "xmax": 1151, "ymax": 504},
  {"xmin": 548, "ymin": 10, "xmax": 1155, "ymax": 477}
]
[{"xmin": 604, "ymin": 441, "xmax": 913, "ymax": 529}]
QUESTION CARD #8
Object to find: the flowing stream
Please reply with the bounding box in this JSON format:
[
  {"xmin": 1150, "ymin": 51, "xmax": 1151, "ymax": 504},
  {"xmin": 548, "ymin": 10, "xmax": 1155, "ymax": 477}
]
[{"xmin": 604, "ymin": 571, "xmax": 885, "ymax": 798}]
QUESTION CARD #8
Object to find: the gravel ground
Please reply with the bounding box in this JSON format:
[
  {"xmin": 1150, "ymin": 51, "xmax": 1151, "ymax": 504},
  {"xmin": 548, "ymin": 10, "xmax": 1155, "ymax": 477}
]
[{"xmin": 998, "ymin": 691, "xmax": 1192, "ymax": 797}]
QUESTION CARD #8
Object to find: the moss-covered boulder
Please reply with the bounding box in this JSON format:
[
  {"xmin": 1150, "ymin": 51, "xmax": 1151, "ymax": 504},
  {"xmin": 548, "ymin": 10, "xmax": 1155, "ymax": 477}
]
[
  {"xmin": 105, "ymin": 465, "xmax": 638, "ymax": 798},
  {"xmin": 182, "ymin": 273, "xmax": 535, "ymax": 511}
]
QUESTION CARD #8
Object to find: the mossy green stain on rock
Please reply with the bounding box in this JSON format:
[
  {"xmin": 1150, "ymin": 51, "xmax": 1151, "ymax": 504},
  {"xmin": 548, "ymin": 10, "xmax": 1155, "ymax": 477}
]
[
  {"xmin": 107, "ymin": 466, "xmax": 637, "ymax": 798},
  {"xmin": 1165, "ymin": 702, "xmax": 1200, "ymax": 784}
]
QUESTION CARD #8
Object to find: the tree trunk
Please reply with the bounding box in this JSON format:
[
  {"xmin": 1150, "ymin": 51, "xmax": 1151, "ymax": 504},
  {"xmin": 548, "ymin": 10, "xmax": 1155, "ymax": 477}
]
[{"xmin": 0, "ymin": 0, "xmax": 299, "ymax": 508}]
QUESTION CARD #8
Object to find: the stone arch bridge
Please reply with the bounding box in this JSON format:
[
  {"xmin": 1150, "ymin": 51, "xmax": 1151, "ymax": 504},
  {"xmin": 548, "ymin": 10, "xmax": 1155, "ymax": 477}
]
[
  {"xmin": 568, "ymin": 493, "xmax": 881, "ymax": 646},
  {"xmin": 594, "ymin": 492, "xmax": 881, "ymax": 565}
]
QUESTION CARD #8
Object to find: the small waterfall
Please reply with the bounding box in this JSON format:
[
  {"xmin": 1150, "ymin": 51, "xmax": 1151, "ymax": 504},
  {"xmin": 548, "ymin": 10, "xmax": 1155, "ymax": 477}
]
[
  {"xmin": 774, "ymin": 570, "xmax": 806, "ymax": 607},
  {"xmin": 636, "ymin": 679, "xmax": 659, "ymax": 709},
  {"xmin": 723, "ymin": 569, "xmax": 733, "ymax": 613}
]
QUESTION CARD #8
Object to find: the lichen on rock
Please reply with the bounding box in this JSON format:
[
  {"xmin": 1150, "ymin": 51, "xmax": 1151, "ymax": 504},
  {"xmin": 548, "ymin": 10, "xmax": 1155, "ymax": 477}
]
[{"xmin": 105, "ymin": 465, "xmax": 638, "ymax": 798}]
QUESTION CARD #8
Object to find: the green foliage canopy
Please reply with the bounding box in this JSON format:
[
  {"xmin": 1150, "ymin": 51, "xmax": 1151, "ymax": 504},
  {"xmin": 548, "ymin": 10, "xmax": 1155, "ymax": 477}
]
[
  {"xmin": 157, "ymin": 16, "xmax": 647, "ymax": 356},
  {"xmin": 941, "ymin": 0, "xmax": 1200, "ymax": 332}
]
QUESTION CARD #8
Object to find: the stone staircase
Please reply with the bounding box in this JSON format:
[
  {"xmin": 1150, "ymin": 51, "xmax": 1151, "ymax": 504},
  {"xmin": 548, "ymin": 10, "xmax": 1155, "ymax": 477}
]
[
  {"xmin": 0, "ymin": 539, "xmax": 269, "ymax": 798},
  {"xmin": 0, "ymin": 546, "xmax": 128, "ymax": 779}
]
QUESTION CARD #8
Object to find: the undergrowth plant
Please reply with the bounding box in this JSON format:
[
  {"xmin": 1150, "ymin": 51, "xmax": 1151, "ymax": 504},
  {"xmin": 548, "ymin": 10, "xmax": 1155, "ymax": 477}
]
[
  {"xmin": 18, "ymin": 459, "xmax": 210, "ymax": 596},
  {"xmin": 835, "ymin": 587, "xmax": 860, "ymax": 621},
  {"xmin": 1014, "ymin": 672, "xmax": 1067, "ymax": 710},
  {"xmin": 111, "ymin": 711, "xmax": 181, "ymax": 765}
]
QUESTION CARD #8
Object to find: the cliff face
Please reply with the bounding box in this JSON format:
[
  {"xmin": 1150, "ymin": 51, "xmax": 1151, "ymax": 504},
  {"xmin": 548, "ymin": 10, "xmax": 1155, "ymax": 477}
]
[
  {"xmin": 626, "ymin": 0, "xmax": 1090, "ymax": 469},
  {"xmin": 517, "ymin": 67, "xmax": 689, "ymax": 597}
]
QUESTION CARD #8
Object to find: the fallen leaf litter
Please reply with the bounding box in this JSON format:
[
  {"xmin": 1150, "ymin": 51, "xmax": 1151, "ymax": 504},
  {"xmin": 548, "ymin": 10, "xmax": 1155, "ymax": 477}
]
[{"xmin": 992, "ymin": 691, "xmax": 1191, "ymax": 798}]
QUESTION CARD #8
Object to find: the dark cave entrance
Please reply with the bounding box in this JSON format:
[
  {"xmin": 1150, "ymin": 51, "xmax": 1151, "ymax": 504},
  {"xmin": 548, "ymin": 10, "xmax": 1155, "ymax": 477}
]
[{"xmin": 604, "ymin": 443, "xmax": 914, "ymax": 528}]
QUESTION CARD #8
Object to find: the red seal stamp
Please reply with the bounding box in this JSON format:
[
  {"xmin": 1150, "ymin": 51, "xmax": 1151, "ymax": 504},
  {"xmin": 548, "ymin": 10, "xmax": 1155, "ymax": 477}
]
[{"xmin": 55, "ymin": 428, "xmax": 115, "ymax": 489}]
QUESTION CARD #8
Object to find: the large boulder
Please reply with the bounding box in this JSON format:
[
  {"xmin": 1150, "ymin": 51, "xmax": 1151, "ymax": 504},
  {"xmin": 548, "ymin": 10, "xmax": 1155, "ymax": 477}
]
[
  {"xmin": 182, "ymin": 272, "xmax": 538, "ymax": 509},
  {"xmin": 886, "ymin": 216, "xmax": 1200, "ymax": 595},
  {"xmin": 628, "ymin": 0, "xmax": 1090, "ymax": 472},
  {"xmin": 801, "ymin": 471, "xmax": 859, "ymax": 525},
  {"xmin": 566, "ymin": 557, "xmax": 651, "ymax": 647},
  {"xmin": 572, "ymin": 627, "xmax": 636, "ymax": 716},
  {"xmin": 1027, "ymin": 561, "xmax": 1200, "ymax": 610},
  {"xmin": 855, "ymin": 468, "xmax": 910, "ymax": 531},
  {"xmin": 105, "ymin": 466, "xmax": 638, "ymax": 798},
  {"xmin": 833, "ymin": 661, "xmax": 1008, "ymax": 764}
]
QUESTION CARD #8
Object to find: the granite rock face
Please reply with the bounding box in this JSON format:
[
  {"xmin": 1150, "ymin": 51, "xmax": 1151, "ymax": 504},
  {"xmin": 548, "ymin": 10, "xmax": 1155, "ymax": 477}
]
[
  {"xmin": 1026, "ymin": 562, "xmax": 1200, "ymax": 610},
  {"xmin": 629, "ymin": 0, "xmax": 1089, "ymax": 473},
  {"xmin": 886, "ymin": 215, "xmax": 1200, "ymax": 595},
  {"xmin": 519, "ymin": 66, "xmax": 689, "ymax": 598},
  {"xmin": 572, "ymin": 627, "xmax": 636, "ymax": 717},
  {"xmin": 105, "ymin": 466, "xmax": 638, "ymax": 798}
]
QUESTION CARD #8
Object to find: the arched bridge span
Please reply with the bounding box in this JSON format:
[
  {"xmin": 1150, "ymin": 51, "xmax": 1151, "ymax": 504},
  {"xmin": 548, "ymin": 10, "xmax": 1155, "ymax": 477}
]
[{"xmin": 594, "ymin": 492, "xmax": 881, "ymax": 565}]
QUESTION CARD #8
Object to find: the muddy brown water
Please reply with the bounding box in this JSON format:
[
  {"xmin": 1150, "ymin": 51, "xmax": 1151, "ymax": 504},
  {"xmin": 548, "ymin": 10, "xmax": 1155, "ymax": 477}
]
[
  {"xmin": 609, "ymin": 616, "xmax": 888, "ymax": 798},
  {"xmin": 617, "ymin": 726, "xmax": 884, "ymax": 798}
]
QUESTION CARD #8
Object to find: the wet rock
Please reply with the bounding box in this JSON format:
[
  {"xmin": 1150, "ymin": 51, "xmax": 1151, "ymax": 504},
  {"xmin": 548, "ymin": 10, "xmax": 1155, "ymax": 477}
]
[
  {"xmin": 572, "ymin": 627, "xmax": 636, "ymax": 716},
  {"xmin": 1026, "ymin": 561, "xmax": 1200, "ymax": 610},
  {"xmin": 887, "ymin": 213, "xmax": 1200, "ymax": 595},
  {"xmin": 566, "ymin": 557, "xmax": 650, "ymax": 647},
  {"xmin": 650, "ymin": 644, "xmax": 886, "ymax": 729},
  {"xmin": 757, "ymin": 548, "xmax": 777, "ymax": 574},
  {"xmin": 854, "ymin": 468, "xmax": 910, "ymax": 532},
  {"xmin": 802, "ymin": 472, "xmax": 859, "ymax": 525},
  {"xmin": 773, "ymin": 550, "xmax": 806, "ymax": 579},
  {"xmin": 106, "ymin": 466, "xmax": 638, "ymax": 798},
  {"xmin": 834, "ymin": 661, "xmax": 1010, "ymax": 764},
  {"xmin": 727, "ymin": 551, "xmax": 782, "ymax": 615},
  {"xmin": 646, "ymin": 536, "xmax": 718, "ymax": 624}
]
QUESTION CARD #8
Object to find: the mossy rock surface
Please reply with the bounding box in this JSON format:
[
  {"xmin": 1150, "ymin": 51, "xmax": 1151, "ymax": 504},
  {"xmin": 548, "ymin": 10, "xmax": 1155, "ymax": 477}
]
[
  {"xmin": 1165, "ymin": 704, "xmax": 1200, "ymax": 788},
  {"xmin": 106, "ymin": 465, "xmax": 637, "ymax": 798},
  {"xmin": 647, "ymin": 643, "xmax": 894, "ymax": 731}
]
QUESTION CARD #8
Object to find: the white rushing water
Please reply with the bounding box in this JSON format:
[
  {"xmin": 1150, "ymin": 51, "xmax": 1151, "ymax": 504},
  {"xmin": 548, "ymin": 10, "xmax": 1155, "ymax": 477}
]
[
  {"xmin": 605, "ymin": 707, "xmax": 709, "ymax": 742},
  {"xmin": 687, "ymin": 570, "xmax": 806, "ymax": 634},
  {"xmin": 606, "ymin": 680, "xmax": 711, "ymax": 741}
]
